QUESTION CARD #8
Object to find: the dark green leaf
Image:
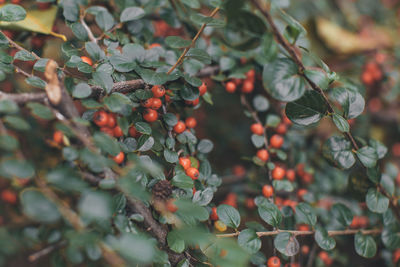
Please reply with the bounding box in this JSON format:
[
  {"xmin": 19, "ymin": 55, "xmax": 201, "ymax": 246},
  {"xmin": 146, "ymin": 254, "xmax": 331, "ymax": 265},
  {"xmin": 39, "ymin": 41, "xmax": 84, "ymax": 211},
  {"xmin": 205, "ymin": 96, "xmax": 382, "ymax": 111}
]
[
  {"xmin": 323, "ymin": 136, "xmax": 355, "ymax": 169},
  {"xmin": 314, "ymin": 226, "xmax": 336, "ymax": 250},
  {"xmin": 165, "ymin": 36, "xmax": 191, "ymax": 48},
  {"xmin": 238, "ymin": 229, "xmax": 261, "ymax": 254},
  {"xmin": 171, "ymin": 173, "xmax": 193, "ymax": 189},
  {"xmin": 354, "ymin": 232, "xmax": 376, "ymax": 258},
  {"xmin": 120, "ymin": 7, "xmax": 145, "ymax": 22},
  {"xmin": 0, "ymin": 4, "xmax": 26, "ymax": 22},
  {"xmin": 332, "ymin": 113, "xmax": 349, "ymax": 132},
  {"xmin": 217, "ymin": 204, "xmax": 241, "ymax": 228},
  {"xmin": 366, "ymin": 188, "xmax": 389, "ymax": 213},
  {"xmin": 73, "ymin": 83, "xmax": 92, "ymax": 98},
  {"xmin": 197, "ymin": 139, "xmax": 213, "ymax": 153},
  {"xmin": 274, "ymin": 232, "xmax": 299, "ymax": 257},
  {"xmin": 295, "ymin": 202, "xmax": 317, "ymax": 226},
  {"xmin": 356, "ymin": 147, "xmax": 378, "ymax": 168},
  {"xmin": 93, "ymin": 132, "xmax": 120, "ymax": 156},
  {"xmin": 257, "ymin": 201, "xmax": 282, "ymax": 227},
  {"xmin": 331, "ymin": 87, "xmax": 365, "ymax": 119},
  {"xmin": 331, "ymin": 203, "xmax": 353, "ymax": 227},
  {"xmin": 21, "ymin": 189, "xmax": 61, "ymax": 223}
]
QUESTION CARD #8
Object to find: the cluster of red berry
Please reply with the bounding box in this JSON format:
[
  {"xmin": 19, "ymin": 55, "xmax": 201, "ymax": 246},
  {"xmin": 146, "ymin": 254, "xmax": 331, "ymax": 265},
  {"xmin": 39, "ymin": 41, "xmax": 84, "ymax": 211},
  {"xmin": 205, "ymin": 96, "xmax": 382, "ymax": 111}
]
[{"xmin": 225, "ymin": 69, "xmax": 256, "ymax": 94}]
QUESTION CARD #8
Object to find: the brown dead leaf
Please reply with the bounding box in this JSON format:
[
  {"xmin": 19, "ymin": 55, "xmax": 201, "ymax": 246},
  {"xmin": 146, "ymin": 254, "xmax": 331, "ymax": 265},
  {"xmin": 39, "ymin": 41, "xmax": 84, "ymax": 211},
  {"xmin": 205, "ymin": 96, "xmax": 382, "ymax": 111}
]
[{"xmin": 44, "ymin": 60, "xmax": 61, "ymax": 105}]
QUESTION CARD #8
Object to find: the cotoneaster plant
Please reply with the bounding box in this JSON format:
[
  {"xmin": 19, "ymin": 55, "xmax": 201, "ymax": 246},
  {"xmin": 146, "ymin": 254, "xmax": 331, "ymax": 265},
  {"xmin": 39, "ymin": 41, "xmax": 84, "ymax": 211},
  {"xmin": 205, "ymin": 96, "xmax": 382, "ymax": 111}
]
[{"xmin": 0, "ymin": 1, "xmax": 399, "ymax": 267}]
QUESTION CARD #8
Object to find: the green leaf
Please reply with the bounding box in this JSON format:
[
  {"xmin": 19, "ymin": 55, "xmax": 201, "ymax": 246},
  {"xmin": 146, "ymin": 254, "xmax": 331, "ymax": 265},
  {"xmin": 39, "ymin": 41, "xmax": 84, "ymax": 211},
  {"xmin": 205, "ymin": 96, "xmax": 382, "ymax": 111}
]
[
  {"xmin": 274, "ymin": 232, "xmax": 299, "ymax": 257},
  {"xmin": 0, "ymin": 4, "xmax": 26, "ymax": 22},
  {"xmin": 285, "ymin": 90, "xmax": 329, "ymax": 126},
  {"xmin": 197, "ymin": 139, "xmax": 213, "ymax": 153},
  {"xmin": 93, "ymin": 132, "xmax": 120, "ymax": 156},
  {"xmin": 181, "ymin": 0, "xmax": 200, "ymax": 8},
  {"xmin": 104, "ymin": 93, "xmax": 133, "ymax": 114},
  {"xmin": 251, "ymin": 134, "xmax": 265, "ymax": 148},
  {"xmin": 165, "ymin": 36, "xmax": 191, "ymax": 48},
  {"xmin": 323, "ymin": 136, "xmax": 355, "ymax": 169},
  {"xmin": 314, "ymin": 226, "xmax": 336, "ymax": 251},
  {"xmin": 26, "ymin": 102, "xmax": 54, "ymax": 120},
  {"xmin": 369, "ymin": 139, "xmax": 387, "ymax": 159},
  {"xmin": 192, "ymin": 188, "xmax": 213, "ymax": 206},
  {"xmin": 263, "ymin": 58, "xmax": 305, "ymax": 102},
  {"xmin": 164, "ymin": 149, "xmax": 178, "ymax": 163},
  {"xmin": 4, "ymin": 115, "xmax": 30, "ymax": 131},
  {"xmin": 14, "ymin": 50, "xmax": 36, "ymax": 61},
  {"xmin": 304, "ymin": 69, "xmax": 329, "ymax": 90},
  {"xmin": 257, "ymin": 201, "xmax": 282, "ymax": 227},
  {"xmin": 136, "ymin": 68, "xmax": 171, "ymax": 85},
  {"xmin": 85, "ymin": 42, "xmax": 105, "ymax": 61},
  {"xmin": 272, "ymin": 180, "xmax": 294, "ymax": 192},
  {"xmin": 120, "ymin": 7, "xmax": 145, "ymax": 22},
  {"xmin": 78, "ymin": 191, "xmax": 113, "ymax": 222},
  {"xmin": 0, "ymin": 159, "xmax": 35, "ymax": 179},
  {"xmin": 332, "ymin": 113, "xmax": 349, "ymax": 132},
  {"xmin": 331, "ymin": 87, "xmax": 365, "ymax": 119},
  {"xmin": 0, "ymin": 134, "xmax": 18, "ymax": 151},
  {"xmin": 137, "ymin": 135, "xmax": 154, "ymax": 151},
  {"xmin": 295, "ymin": 203, "xmax": 317, "ymax": 226},
  {"xmin": 92, "ymin": 71, "xmax": 113, "ymax": 93},
  {"xmin": 21, "ymin": 189, "xmax": 61, "ymax": 223},
  {"xmin": 135, "ymin": 122, "xmax": 152, "ymax": 135},
  {"xmin": 354, "ymin": 232, "xmax": 377, "ymax": 258},
  {"xmin": 180, "ymin": 85, "xmax": 199, "ymax": 101},
  {"xmin": 171, "ymin": 173, "xmax": 193, "ymax": 189},
  {"xmin": 366, "ymin": 188, "xmax": 389, "ymax": 213},
  {"xmin": 356, "ymin": 147, "xmax": 378, "ymax": 168},
  {"xmin": 163, "ymin": 113, "xmax": 178, "ymax": 127},
  {"xmin": 33, "ymin": 59, "xmax": 49, "ymax": 72},
  {"xmin": 219, "ymin": 56, "xmax": 236, "ymax": 71},
  {"xmin": 331, "ymin": 203, "xmax": 353, "ymax": 227},
  {"xmin": 186, "ymin": 48, "xmax": 211, "ymax": 64},
  {"xmin": 265, "ymin": 114, "xmax": 281, "ymax": 127},
  {"xmin": 381, "ymin": 225, "xmax": 400, "ymax": 249},
  {"xmin": 95, "ymin": 10, "xmax": 114, "ymax": 31},
  {"xmin": 73, "ymin": 83, "xmax": 92, "ymax": 98},
  {"xmin": 175, "ymin": 200, "xmax": 209, "ymax": 223},
  {"xmin": 217, "ymin": 204, "xmax": 241, "ymax": 229},
  {"xmin": 252, "ymin": 95, "xmax": 269, "ymax": 112},
  {"xmin": 108, "ymin": 233, "xmax": 155, "ymax": 264},
  {"xmin": 238, "ymin": 229, "xmax": 261, "ymax": 254},
  {"xmin": 0, "ymin": 99, "xmax": 18, "ymax": 114},
  {"xmin": 109, "ymin": 55, "xmax": 137, "ymax": 72},
  {"xmin": 25, "ymin": 76, "xmax": 46, "ymax": 89},
  {"xmin": 167, "ymin": 231, "xmax": 185, "ymax": 253}
]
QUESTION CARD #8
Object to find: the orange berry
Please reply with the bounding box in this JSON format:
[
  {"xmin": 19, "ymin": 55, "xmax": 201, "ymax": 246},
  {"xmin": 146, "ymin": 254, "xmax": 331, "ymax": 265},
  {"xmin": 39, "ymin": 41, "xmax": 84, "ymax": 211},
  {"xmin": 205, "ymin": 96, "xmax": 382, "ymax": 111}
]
[
  {"xmin": 361, "ymin": 71, "xmax": 374, "ymax": 86},
  {"xmin": 286, "ymin": 169, "xmax": 296, "ymax": 182},
  {"xmin": 272, "ymin": 166, "xmax": 285, "ymax": 180},
  {"xmin": 270, "ymin": 134, "xmax": 284, "ymax": 149},
  {"xmin": 37, "ymin": 2, "xmax": 51, "ymax": 10},
  {"xmin": 186, "ymin": 167, "xmax": 199, "ymax": 180},
  {"xmin": 301, "ymin": 245, "xmax": 310, "ymax": 255},
  {"xmin": 219, "ymin": 249, "xmax": 228, "ymax": 258},
  {"xmin": 250, "ymin": 123, "xmax": 264, "ymax": 135},
  {"xmin": 142, "ymin": 98, "xmax": 154, "ymax": 108},
  {"xmin": 318, "ymin": 251, "xmax": 332, "ymax": 266},
  {"xmin": 151, "ymin": 98, "xmax": 162, "ymax": 110},
  {"xmin": 282, "ymin": 115, "xmax": 292, "ymax": 125},
  {"xmin": 297, "ymin": 189, "xmax": 307, "ymax": 200},
  {"xmin": 275, "ymin": 123, "xmax": 287, "ymax": 135},
  {"xmin": 81, "ymin": 56, "xmax": 93, "ymax": 66},
  {"xmin": 256, "ymin": 149, "xmax": 269, "ymax": 162},
  {"xmin": 262, "ymin": 185, "xmax": 274, "ymax": 198},
  {"xmin": 53, "ymin": 131, "xmax": 64, "ymax": 144},
  {"xmin": 185, "ymin": 117, "xmax": 197, "ymax": 128},
  {"xmin": 152, "ymin": 85, "xmax": 165, "ymax": 98},
  {"xmin": 225, "ymin": 81, "xmax": 236, "ymax": 93},
  {"xmin": 267, "ymin": 256, "xmax": 281, "ymax": 267},
  {"xmin": 143, "ymin": 109, "xmax": 158, "ymax": 122},
  {"xmin": 113, "ymin": 126, "xmax": 123, "ymax": 137},
  {"xmin": 246, "ymin": 69, "xmax": 256, "ymax": 80},
  {"xmin": 1, "ymin": 190, "xmax": 17, "ymax": 205},
  {"xmin": 297, "ymin": 224, "xmax": 310, "ymax": 231},
  {"xmin": 392, "ymin": 249, "xmax": 400, "ymax": 263},
  {"xmin": 241, "ymin": 80, "xmax": 254, "ymax": 93},
  {"xmin": 173, "ymin": 121, "xmax": 186, "ymax": 134},
  {"xmin": 210, "ymin": 207, "xmax": 219, "ymax": 220},
  {"xmin": 179, "ymin": 157, "xmax": 191, "ymax": 170},
  {"xmin": 113, "ymin": 152, "xmax": 125, "ymax": 164},
  {"xmin": 93, "ymin": 111, "xmax": 109, "ymax": 127},
  {"xmin": 149, "ymin": 43, "xmax": 161, "ymax": 49},
  {"xmin": 246, "ymin": 198, "xmax": 256, "ymax": 209},
  {"xmin": 199, "ymin": 82, "xmax": 207, "ymax": 96},
  {"xmin": 393, "ymin": 142, "xmax": 400, "ymax": 157},
  {"xmin": 233, "ymin": 165, "xmax": 246, "ymax": 177},
  {"xmin": 166, "ymin": 199, "xmax": 178, "ymax": 213}
]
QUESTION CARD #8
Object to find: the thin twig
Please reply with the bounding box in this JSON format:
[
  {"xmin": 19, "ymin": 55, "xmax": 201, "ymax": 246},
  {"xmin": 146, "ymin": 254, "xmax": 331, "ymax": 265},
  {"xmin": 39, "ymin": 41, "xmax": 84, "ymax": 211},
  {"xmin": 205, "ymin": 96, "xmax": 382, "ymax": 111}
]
[
  {"xmin": 0, "ymin": 30, "xmax": 40, "ymax": 60},
  {"xmin": 80, "ymin": 12, "xmax": 97, "ymax": 43},
  {"xmin": 28, "ymin": 240, "xmax": 67, "ymax": 262},
  {"xmin": 167, "ymin": 6, "xmax": 220, "ymax": 75},
  {"xmin": 216, "ymin": 228, "xmax": 382, "ymax": 238}
]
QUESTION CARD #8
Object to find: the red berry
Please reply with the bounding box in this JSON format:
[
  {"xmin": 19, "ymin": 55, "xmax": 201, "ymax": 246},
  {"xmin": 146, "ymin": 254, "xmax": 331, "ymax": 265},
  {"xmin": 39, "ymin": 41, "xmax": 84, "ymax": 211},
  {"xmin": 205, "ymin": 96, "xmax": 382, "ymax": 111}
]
[
  {"xmin": 262, "ymin": 185, "xmax": 274, "ymax": 198},
  {"xmin": 256, "ymin": 149, "xmax": 269, "ymax": 162},
  {"xmin": 149, "ymin": 43, "xmax": 161, "ymax": 49},
  {"xmin": 286, "ymin": 169, "xmax": 296, "ymax": 182},
  {"xmin": 185, "ymin": 117, "xmax": 197, "ymax": 128},
  {"xmin": 100, "ymin": 127, "xmax": 114, "ymax": 136},
  {"xmin": 179, "ymin": 157, "xmax": 191, "ymax": 170},
  {"xmin": 81, "ymin": 56, "xmax": 93, "ymax": 66},
  {"xmin": 1, "ymin": 190, "xmax": 17, "ymax": 205},
  {"xmin": 210, "ymin": 207, "xmax": 219, "ymax": 220},
  {"xmin": 225, "ymin": 81, "xmax": 236, "ymax": 93},
  {"xmin": 107, "ymin": 114, "xmax": 116, "ymax": 128},
  {"xmin": 270, "ymin": 134, "xmax": 284, "ymax": 149},
  {"xmin": 297, "ymin": 189, "xmax": 307, "ymax": 200},
  {"xmin": 93, "ymin": 111, "xmax": 109, "ymax": 127},
  {"xmin": 142, "ymin": 98, "xmax": 154, "ymax": 108},
  {"xmin": 152, "ymin": 85, "xmax": 165, "ymax": 98},
  {"xmin": 38, "ymin": 2, "xmax": 51, "ymax": 10},
  {"xmin": 246, "ymin": 69, "xmax": 256, "ymax": 80},
  {"xmin": 185, "ymin": 98, "xmax": 199, "ymax": 106},
  {"xmin": 250, "ymin": 123, "xmax": 264, "ymax": 135},
  {"xmin": 173, "ymin": 121, "xmax": 186, "ymax": 134},
  {"xmin": 275, "ymin": 123, "xmax": 287, "ymax": 135},
  {"xmin": 129, "ymin": 126, "xmax": 140, "ymax": 138},
  {"xmin": 113, "ymin": 126, "xmax": 123, "ymax": 137},
  {"xmin": 241, "ymin": 80, "xmax": 254, "ymax": 93},
  {"xmin": 166, "ymin": 199, "xmax": 178, "ymax": 213},
  {"xmin": 186, "ymin": 167, "xmax": 199, "ymax": 180},
  {"xmin": 143, "ymin": 109, "xmax": 158, "ymax": 122},
  {"xmin": 53, "ymin": 131, "xmax": 64, "ymax": 144},
  {"xmin": 113, "ymin": 152, "xmax": 125, "ymax": 164},
  {"xmin": 199, "ymin": 82, "xmax": 207, "ymax": 96},
  {"xmin": 272, "ymin": 166, "xmax": 286, "ymax": 180},
  {"xmin": 267, "ymin": 256, "xmax": 281, "ymax": 267},
  {"xmin": 151, "ymin": 98, "xmax": 162, "ymax": 110}
]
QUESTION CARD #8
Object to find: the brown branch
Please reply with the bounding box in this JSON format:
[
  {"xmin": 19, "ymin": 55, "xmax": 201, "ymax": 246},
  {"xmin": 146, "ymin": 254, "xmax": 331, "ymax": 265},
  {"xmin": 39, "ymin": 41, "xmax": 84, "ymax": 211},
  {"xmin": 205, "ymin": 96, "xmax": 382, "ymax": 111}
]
[
  {"xmin": 217, "ymin": 228, "xmax": 382, "ymax": 238},
  {"xmin": 0, "ymin": 91, "xmax": 46, "ymax": 103},
  {"xmin": 91, "ymin": 79, "xmax": 145, "ymax": 97},
  {"xmin": 167, "ymin": 6, "xmax": 220, "ymax": 75},
  {"xmin": 28, "ymin": 240, "xmax": 67, "ymax": 262},
  {"xmin": 80, "ymin": 12, "xmax": 97, "ymax": 43}
]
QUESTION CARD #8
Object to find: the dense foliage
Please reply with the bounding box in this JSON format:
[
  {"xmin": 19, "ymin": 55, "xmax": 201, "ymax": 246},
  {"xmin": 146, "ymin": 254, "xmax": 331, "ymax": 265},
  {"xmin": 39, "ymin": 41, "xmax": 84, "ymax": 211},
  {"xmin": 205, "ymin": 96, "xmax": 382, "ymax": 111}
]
[{"xmin": 0, "ymin": 0, "xmax": 399, "ymax": 266}]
